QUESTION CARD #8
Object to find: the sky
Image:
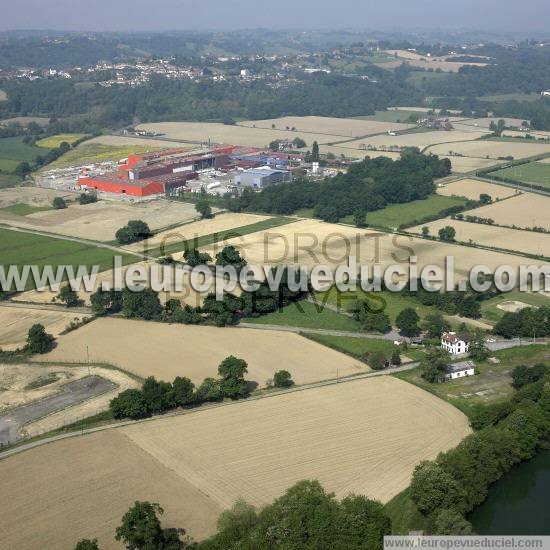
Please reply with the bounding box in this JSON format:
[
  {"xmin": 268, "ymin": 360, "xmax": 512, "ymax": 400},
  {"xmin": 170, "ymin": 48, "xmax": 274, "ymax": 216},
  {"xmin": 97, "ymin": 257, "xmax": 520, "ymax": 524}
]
[{"xmin": 1, "ymin": 0, "xmax": 550, "ymax": 33}]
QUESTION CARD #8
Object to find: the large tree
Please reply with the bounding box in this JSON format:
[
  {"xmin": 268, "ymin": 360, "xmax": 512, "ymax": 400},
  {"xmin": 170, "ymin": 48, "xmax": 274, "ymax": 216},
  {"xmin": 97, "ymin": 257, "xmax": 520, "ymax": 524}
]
[
  {"xmin": 26, "ymin": 323, "xmax": 54, "ymax": 354},
  {"xmin": 396, "ymin": 308, "xmax": 421, "ymax": 336},
  {"xmin": 218, "ymin": 355, "xmax": 249, "ymax": 399}
]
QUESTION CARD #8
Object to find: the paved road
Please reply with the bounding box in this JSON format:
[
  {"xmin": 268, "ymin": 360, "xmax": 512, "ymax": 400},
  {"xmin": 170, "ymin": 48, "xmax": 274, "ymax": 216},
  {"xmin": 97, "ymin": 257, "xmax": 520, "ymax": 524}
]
[{"xmin": 0, "ymin": 376, "xmax": 116, "ymax": 445}]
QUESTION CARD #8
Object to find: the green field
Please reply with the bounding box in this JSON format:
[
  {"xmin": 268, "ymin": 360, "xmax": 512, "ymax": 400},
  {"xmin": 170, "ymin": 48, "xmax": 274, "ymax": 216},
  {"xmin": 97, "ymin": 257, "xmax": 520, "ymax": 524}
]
[
  {"xmin": 342, "ymin": 194, "xmax": 468, "ymax": 229},
  {"xmin": 0, "ymin": 174, "xmax": 23, "ymax": 189},
  {"xmin": 490, "ymin": 161, "xmax": 550, "ymax": 188},
  {"xmin": 245, "ymin": 299, "xmax": 361, "ymax": 332},
  {"xmin": 306, "ymin": 333, "xmax": 425, "ymax": 361},
  {"xmin": 479, "ymin": 92, "xmax": 540, "ymax": 103},
  {"xmin": 395, "ymin": 344, "xmax": 550, "ymax": 419},
  {"xmin": 0, "ymin": 137, "xmax": 49, "ymax": 173},
  {"xmin": 317, "ymin": 287, "xmax": 437, "ymax": 327},
  {"xmin": 0, "ymin": 228, "xmax": 133, "ymax": 290},
  {"xmin": 481, "ymin": 290, "xmax": 550, "ymax": 324},
  {"xmin": 406, "ymin": 71, "xmax": 453, "ymax": 87},
  {"xmin": 1, "ymin": 203, "xmax": 53, "ymax": 216},
  {"xmin": 48, "ymin": 143, "xmax": 163, "ymax": 168},
  {"xmin": 36, "ymin": 134, "xmax": 86, "ymax": 149}
]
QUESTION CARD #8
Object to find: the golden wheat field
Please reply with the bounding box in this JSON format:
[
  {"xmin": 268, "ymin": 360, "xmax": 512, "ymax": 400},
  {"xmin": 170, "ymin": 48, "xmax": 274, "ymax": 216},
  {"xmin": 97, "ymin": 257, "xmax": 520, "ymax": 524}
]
[
  {"xmin": 408, "ymin": 219, "xmax": 550, "ymax": 257},
  {"xmin": 0, "ymin": 376, "xmax": 470, "ymax": 548},
  {"xmin": 201, "ymin": 218, "xmax": 543, "ymax": 279},
  {"xmin": 436, "ymin": 178, "xmax": 517, "ymax": 200},
  {"xmin": 86, "ymin": 135, "xmax": 191, "ymax": 148},
  {"xmin": 460, "ymin": 193, "xmax": 550, "ymax": 231},
  {"xmin": 125, "ymin": 212, "xmax": 271, "ymax": 253},
  {"xmin": 40, "ymin": 317, "xmax": 367, "ymax": 385},
  {"xmin": 238, "ymin": 115, "xmax": 415, "ymax": 136},
  {"xmin": 135, "ymin": 121, "xmax": 344, "ymax": 148},
  {"xmin": 0, "ymin": 305, "xmax": 88, "ymax": 350},
  {"xmin": 0, "ymin": 430, "xmax": 223, "ymax": 549},
  {"xmin": 441, "ymin": 155, "xmax": 500, "ymax": 173}
]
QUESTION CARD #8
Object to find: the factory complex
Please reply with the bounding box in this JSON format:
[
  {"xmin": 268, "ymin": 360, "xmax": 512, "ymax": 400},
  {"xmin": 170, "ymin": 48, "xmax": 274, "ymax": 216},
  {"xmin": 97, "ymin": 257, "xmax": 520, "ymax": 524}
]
[{"xmin": 76, "ymin": 144, "xmax": 301, "ymax": 198}]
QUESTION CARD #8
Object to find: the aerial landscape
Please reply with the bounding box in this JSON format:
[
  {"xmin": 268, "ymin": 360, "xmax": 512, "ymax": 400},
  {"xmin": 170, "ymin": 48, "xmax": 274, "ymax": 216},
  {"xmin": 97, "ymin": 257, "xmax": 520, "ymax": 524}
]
[{"xmin": 1, "ymin": 1, "xmax": 550, "ymax": 548}]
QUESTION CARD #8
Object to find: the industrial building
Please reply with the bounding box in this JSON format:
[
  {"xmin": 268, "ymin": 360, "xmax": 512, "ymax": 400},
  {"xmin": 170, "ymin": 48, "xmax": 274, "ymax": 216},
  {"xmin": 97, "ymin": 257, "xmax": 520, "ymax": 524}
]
[
  {"xmin": 234, "ymin": 167, "xmax": 292, "ymax": 189},
  {"xmin": 78, "ymin": 146, "xmax": 232, "ymax": 197}
]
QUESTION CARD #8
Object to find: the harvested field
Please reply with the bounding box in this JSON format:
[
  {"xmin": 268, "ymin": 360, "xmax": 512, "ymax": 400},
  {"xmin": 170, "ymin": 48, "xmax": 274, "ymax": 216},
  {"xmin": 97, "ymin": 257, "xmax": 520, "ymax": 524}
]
[
  {"xmin": 0, "ymin": 305, "xmax": 89, "ymax": 351},
  {"xmin": 201, "ymin": 218, "xmax": 542, "ymax": 279},
  {"xmin": 136, "ymin": 121, "xmax": 344, "ymax": 148},
  {"xmin": 456, "ymin": 117, "xmax": 528, "ymax": 131},
  {"xmin": 0, "ymin": 376, "xmax": 471, "ymax": 548},
  {"xmin": 0, "ymin": 186, "xmax": 73, "ymax": 209},
  {"xmin": 0, "ymin": 430, "xmax": 223, "ymax": 548},
  {"xmin": 441, "ymin": 155, "xmax": 500, "ymax": 173},
  {"xmin": 122, "ymin": 376, "xmax": 471, "ymax": 508},
  {"xmin": 342, "ymin": 130, "xmax": 489, "ymax": 151},
  {"xmin": 427, "ymin": 140, "xmax": 550, "ymax": 160},
  {"xmin": 239, "ymin": 116, "xmax": 415, "ymax": 137},
  {"xmin": 459, "ymin": 193, "xmax": 550, "ymax": 231},
  {"xmin": 0, "ymin": 196, "xmax": 201, "ymax": 241},
  {"xmin": 312, "ymin": 144, "xmax": 399, "ymax": 160},
  {"xmin": 408, "ymin": 219, "xmax": 550, "ymax": 257},
  {"xmin": 40, "ymin": 317, "xmax": 367, "ymax": 386},
  {"xmin": 126, "ymin": 212, "xmax": 271, "ymax": 253},
  {"xmin": 436, "ymin": 178, "xmax": 517, "ymax": 200}
]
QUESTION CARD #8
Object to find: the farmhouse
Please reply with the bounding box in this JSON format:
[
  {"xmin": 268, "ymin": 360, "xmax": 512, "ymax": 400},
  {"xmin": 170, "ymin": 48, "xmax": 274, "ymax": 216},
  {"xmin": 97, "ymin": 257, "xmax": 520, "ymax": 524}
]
[
  {"xmin": 445, "ymin": 360, "xmax": 476, "ymax": 381},
  {"xmin": 441, "ymin": 331, "xmax": 470, "ymax": 355}
]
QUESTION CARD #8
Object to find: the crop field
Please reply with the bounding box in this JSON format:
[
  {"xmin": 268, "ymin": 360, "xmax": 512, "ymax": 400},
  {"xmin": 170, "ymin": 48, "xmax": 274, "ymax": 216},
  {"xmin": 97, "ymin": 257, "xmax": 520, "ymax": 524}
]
[
  {"xmin": 342, "ymin": 194, "xmax": 468, "ymax": 229},
  {"xmin": 87, "ymin": 134, "xmax": 192, "ymax": 148},
  {"xmin": 136, "ymin": 121, "xmax": 347, "ymax": 148},
  {"xmin": 342, "ymin": 130, "xmax": 489, "ymax": 152},
  {"xmin": 132, "ymin": 213, "xmax": 291, "ymax": 257},
  {"xmin": 1, "ymin": 203, "xmax": 52, "ymax": 216},
  {"xmin": 36, "ymin": 134, "xmax": 86, "ymax": 148},
  {"xmin": 427, "ymin": 140, "xmax": 550, "ymax": 161},
  {"xmin": 0, "ymin": 375, "xmax": 471, "ymax": 547},
  {"xmin": 355, "ymin": 110, "xmax": 421, "ymax": 123},
  {"xmin": 0, "ymin": 196, "xmax": 200, "ymax": 242},
  {"xmin": 0, "ymin": 430, "xmax": 223, "ymax": 549},
  {"xmin": 41, "ymin": 317, "xmax": 367, "ymax": 386},
  {"xmin": 311, "ymin": 145, "xmax": 400, "ymax": 160},
  {"xmin": 0, "ymin": 89, "xmax": 7, "ymax": 101},
  {"xmin": 0, "ymin": 227, "xmax": 133, "ymax": 289},
  {"xmin": 490, "ymin": 161, "xmax": 550, "ymax": 188},
  {"xmin": 436, "ymin": 178, "xmax": 517, "ymax": 200},
  {"xmin": 408, "ymin": 218, "xmax": 550, "ymax": 258},
  {"xmin": 245, "ymin": 300, "xmax": 362, "ymax": 332},
  {"xmin": 201, "ymin": 218, "xmax": 539, "ymax": 280},
  {"xmin": 441, "ymin": 155, "xmax": 500, "ymax": 173},
  {"xmin": 460, "ymin": 193, "xmax": 550, "ymax": 231},
  {"xmin": 47, "ymin": 142, "xmax": 164, "ymax": 168},
  {"xmin": 0, "ymin": 137, "xmax": 50, "ymax": 173},
  {"xmin": 0, "ymin": 305, "xmax": 89, "ymax": 350},
  {"xmin": 121, "ymin": 376, "xmax": 471, "ymax": 508},
  {"xmin": 238, "ymin": 116, "xmax": 415, "ymax": 137}
]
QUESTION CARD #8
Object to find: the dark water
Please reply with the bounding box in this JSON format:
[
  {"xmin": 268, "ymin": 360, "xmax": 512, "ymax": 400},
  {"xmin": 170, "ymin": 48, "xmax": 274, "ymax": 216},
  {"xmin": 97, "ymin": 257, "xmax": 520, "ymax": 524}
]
[{"xmin": 469, "ymin": 450, "xmax": 550, "ymax": 535}]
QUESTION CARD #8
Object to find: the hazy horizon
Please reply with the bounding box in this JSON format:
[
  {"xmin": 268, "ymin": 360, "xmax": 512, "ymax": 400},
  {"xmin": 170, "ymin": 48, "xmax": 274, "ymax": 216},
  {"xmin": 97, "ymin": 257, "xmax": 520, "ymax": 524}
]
[{"xmin": 1, "ymin": 0, "xmax": 550, "ymax": 34}]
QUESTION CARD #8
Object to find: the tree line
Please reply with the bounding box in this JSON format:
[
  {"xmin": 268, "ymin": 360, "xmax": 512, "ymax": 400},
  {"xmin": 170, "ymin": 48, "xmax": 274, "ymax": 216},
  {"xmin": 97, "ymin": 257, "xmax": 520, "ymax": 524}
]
[
  {"xmin": 409, "ymin": 372, "xmax": 550, "ymax": 534},
  {"xmin": 75, "ymin": 479, "xmax": 391, "ymax": 549},
  {"xmin": 226, "ymin": 150, "xmax": 450, "ymax": 223}
]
